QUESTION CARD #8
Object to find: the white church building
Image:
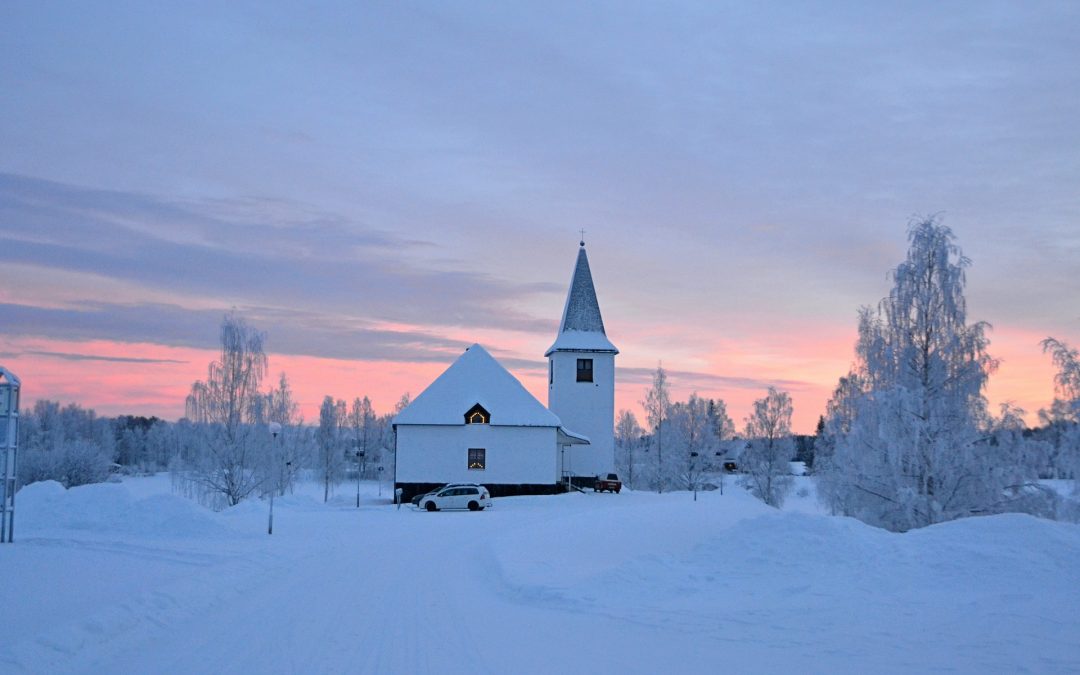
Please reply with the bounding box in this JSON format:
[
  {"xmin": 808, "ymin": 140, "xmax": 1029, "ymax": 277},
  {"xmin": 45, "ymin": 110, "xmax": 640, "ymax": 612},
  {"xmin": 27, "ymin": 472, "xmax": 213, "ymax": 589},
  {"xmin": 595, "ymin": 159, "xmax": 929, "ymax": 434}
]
[{"xmin": 393, "ymin": 242, "xmax": 618, "ymax": 501}]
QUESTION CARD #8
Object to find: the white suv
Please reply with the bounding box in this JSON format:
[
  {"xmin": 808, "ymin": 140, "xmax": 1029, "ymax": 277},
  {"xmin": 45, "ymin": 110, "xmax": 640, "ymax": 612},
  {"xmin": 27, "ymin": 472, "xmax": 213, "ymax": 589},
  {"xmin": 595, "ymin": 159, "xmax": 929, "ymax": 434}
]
[{"xmin": 419, "ymin": 485, "xmax": 492, "ymax": 512}]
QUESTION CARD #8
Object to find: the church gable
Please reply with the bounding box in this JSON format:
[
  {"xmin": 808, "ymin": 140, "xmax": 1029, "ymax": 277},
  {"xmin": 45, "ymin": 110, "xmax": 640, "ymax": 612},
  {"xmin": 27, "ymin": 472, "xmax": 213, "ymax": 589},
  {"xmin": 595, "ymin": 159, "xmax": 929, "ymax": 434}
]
[{"xmin": 393, "ymin": 344, "xmax": 560, "ymax": 428}]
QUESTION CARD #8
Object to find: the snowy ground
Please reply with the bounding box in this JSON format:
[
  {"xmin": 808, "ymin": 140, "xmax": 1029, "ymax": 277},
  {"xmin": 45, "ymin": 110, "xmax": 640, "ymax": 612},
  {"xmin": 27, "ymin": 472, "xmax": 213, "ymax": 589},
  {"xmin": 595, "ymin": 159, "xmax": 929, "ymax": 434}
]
[{"xmin": 2, "ymin": 476, "xmax": 1078, "ymax": 674}]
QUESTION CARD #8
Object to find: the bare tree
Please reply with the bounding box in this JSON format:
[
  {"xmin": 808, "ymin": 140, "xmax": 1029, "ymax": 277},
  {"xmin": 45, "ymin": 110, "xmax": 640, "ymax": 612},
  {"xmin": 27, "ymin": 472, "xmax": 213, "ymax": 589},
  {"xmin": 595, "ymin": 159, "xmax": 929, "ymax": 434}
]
[
  {"xmin": 182, "ymin": 312, "xmax": 269, "ymax": 508},
  {"xmin": 350, "ymin": 396, "xmax": 377, "ymax": 479},
  {"xmin": 641, "ymin": 363, "xmax": 671, "ymax": 493},
  {"xmin": 707, "ymin": 398, "xmax": 736, "ymax": 495},
  {"xmin": 1041, "ymin": 337, "xmax": 1080, "ymax": 487},
  {"xmin": 669, "ymin": 394, "xmax": 715, "ymax": 499},
  {"xmin": 614, "ymin": 409, "xmax": 643, "ymax": 489},
  {"xmin": 317, "ymin": 396, "xmax": 346, "ymax": 502},
  {"xmin": 740, "ymin": 387, "xmax": 795, "ymax": 507},
  {"xmin": 263, "ymin": 373, "xmax": 304, "ymax": 496}
]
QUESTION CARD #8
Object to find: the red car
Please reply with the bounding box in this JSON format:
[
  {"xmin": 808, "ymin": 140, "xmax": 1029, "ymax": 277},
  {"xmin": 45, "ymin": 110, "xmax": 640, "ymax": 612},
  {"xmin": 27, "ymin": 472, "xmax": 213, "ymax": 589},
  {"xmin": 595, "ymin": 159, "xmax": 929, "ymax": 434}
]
[{"xmin": 594, "ymin": 473, "xmax": 622, "ymax": 493}]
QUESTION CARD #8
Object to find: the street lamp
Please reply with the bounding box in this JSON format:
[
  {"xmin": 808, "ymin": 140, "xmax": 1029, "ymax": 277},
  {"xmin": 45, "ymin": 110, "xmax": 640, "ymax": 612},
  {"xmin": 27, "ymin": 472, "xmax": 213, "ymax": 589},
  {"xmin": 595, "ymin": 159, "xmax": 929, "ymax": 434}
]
[
  {"xmin": 716, "ymin": 451, "xmax": 724, "ymax": 495},
  {"xmin": 378, "ymin": 466, "xmax": 384, "ymax": 498},
  {"xmin": 355, "ymin": 445, "xmax": 365, "ymax": 508},
  {"xmin": 268, "ymin": 422, "xmax": 281, "ymax": 535},
  {"xmin": 690, "ymin": 451, "xmax": 699, "ymax": 502}
]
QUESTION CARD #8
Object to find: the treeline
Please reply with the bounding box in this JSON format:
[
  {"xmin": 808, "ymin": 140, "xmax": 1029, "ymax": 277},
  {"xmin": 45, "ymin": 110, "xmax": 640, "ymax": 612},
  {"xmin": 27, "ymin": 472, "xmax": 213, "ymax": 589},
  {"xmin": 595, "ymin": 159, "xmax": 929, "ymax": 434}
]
[
  {"xmin": 614, "ymin": 378, "xmax": 807, "ymax": 507},
  {"xmin": 17, "ymin": 314, "xmax": 407, "ymax": 510}
]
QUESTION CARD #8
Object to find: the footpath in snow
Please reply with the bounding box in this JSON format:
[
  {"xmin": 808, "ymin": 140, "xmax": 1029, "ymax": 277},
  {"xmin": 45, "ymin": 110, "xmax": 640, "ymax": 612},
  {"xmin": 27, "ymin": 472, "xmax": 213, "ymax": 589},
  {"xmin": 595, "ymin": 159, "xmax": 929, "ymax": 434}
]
[{"xmin": 1, "ymin": 475, "xmax": 1078, "ymax": 674}]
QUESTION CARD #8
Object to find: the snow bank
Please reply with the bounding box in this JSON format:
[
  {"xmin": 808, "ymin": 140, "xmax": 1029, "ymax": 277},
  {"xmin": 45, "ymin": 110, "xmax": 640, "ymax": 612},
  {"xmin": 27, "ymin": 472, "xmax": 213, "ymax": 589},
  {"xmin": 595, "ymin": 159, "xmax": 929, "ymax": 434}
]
[
  {"xmin": 17, "ymin": 480, "xmax": 231, "ymax": 538},
  {"xmin": 5, "ymin": 477, "xmax": 1079, "ymax": 674}
]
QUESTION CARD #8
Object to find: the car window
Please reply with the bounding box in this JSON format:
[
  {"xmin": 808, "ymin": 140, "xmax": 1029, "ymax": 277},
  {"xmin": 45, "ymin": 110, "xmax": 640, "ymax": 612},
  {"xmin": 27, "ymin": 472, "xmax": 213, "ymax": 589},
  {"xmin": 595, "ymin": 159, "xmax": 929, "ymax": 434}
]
[
  {"xmin": 463, "ymin": 488, "xmax": 478, "ymax": 495},
  {"xmin": 438, "ymin": 489, "xmax": 454, "ymax": 497}
]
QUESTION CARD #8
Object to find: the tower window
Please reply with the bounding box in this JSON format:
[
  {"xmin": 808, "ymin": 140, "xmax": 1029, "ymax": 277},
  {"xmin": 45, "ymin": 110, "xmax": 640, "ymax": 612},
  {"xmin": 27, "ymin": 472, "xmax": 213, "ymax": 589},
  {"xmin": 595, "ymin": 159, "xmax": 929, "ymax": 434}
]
[
  {"xmin": 576, "ymin": 358, "xmax": 593, "ymax": 382},
  {"xmin": 549, "ymin": 361, "xmax": 553, "ymax": 384},
  {"xmin": 464, "ymin": 403, "xmax": 490, "ymax": 424},
  {"xmin": 468, "ymin": 448, "xmax": 486, "ymax": 470}
]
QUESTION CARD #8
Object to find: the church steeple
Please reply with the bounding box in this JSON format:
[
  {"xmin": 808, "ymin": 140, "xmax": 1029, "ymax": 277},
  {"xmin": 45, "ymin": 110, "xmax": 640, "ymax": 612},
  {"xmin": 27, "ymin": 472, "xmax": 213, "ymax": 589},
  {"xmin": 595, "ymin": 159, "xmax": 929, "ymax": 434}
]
[
  {"xmin": 545, "ymin": 242, "xmax": 618, "ymax": 356},
  {"xmin": 546, "ymin": 240, "xmax": 618, "ymax": 479},
  {"xmin": 559, "ymin": 244, "xmax": 607, "ymax": 335}
]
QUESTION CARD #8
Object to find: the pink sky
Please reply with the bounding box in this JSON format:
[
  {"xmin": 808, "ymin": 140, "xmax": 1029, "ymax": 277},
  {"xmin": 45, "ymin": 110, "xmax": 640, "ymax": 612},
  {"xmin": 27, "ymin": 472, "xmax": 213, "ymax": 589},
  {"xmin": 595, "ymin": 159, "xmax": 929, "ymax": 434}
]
[{"xmin": 4, "ymin": 324, "xmax": 1061, "ymax": 435}]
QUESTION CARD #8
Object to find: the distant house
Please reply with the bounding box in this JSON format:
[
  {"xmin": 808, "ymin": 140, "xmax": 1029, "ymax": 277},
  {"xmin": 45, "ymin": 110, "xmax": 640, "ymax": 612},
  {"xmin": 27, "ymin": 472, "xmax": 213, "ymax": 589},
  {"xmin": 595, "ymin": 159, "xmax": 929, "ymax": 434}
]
[{"xmin": 393, "ymin": 241, "xmax": 619, "ymax": 501}]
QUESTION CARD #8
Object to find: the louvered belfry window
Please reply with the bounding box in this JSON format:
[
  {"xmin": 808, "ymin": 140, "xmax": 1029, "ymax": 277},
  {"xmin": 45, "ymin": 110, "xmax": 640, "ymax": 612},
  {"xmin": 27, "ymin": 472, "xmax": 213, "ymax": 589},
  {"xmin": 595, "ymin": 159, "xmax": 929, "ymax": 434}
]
[{"xmin": 576, "ymin": 358, "xmax": 593, "ymax": 382}]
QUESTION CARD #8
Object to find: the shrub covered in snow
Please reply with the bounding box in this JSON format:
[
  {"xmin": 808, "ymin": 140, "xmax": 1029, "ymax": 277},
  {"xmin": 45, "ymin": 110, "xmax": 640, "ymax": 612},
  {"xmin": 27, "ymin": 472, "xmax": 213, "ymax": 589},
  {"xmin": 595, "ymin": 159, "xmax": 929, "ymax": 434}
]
[{"xmin": 18, "ymin": 439, "xmax": 114, "ymax": 489}]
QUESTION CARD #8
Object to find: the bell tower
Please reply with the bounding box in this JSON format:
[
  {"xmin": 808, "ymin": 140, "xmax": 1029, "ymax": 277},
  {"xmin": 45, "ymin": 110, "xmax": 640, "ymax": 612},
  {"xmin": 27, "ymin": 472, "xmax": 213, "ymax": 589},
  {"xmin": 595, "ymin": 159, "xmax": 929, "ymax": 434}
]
[{"xmin": 546, "ymin": 239, "xmax": 618, "ymax": 479}]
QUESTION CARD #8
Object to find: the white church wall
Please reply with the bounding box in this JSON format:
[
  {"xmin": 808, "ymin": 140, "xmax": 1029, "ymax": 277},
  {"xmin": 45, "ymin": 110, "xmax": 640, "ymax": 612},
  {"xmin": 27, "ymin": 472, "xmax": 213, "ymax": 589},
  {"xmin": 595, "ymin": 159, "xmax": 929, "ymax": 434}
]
[
  {"xmin": 548, "ymin": 350, "xmax": 615, "ymax": 477},
  {"xmin": 396, "ymin": 424, "xmax": 559, "ymax": 485}
]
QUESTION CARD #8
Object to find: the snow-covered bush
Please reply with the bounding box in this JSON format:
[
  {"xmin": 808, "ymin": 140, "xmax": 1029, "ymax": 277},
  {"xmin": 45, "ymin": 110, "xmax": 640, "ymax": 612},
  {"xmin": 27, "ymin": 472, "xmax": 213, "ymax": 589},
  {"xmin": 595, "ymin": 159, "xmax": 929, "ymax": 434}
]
[{"xmin": 18, "ymin": 439, "xmax": 114, "ymax": 488}]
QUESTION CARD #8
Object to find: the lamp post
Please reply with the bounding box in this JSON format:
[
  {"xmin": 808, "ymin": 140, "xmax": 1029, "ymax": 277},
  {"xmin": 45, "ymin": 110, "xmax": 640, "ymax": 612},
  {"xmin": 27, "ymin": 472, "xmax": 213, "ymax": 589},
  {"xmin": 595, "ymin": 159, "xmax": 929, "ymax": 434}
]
[
  {"xmin": 690, "ymin": 451, "xmax": 699, "ymax": 501},
  {"xmin": 355, "ymin": 446, "xmax": 365, "ymax": 508},
  {"xmin": 268, "ymin": 422, "xmax": 281, "ymax": 535},
  {"xmin": 377, "ymin": 466, "xmax": 384, "ymax": 498}
]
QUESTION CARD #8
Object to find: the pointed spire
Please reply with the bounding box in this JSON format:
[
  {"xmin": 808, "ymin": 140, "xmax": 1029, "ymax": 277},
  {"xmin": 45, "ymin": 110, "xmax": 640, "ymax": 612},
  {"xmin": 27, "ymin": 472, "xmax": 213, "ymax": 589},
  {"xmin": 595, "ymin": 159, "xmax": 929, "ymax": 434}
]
[
  {"xmin": 560, "ymin": 245, "xmax": 606, "ymax": 334},
  {"xmin": 546, "ymin": 243, "xmax": 618, "ymax": 356}
]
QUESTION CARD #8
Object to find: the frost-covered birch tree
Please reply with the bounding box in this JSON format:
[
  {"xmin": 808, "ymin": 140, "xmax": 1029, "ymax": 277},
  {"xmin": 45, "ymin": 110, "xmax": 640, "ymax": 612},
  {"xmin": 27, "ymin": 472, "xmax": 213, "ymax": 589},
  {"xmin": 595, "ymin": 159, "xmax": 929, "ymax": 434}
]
[
  {"xmin": 263, "ymin": 373, "xmax": 304, "ymax": 496},
  {"xmin": 707, "ymin": 398, "xmax": 736, "ymax": 494},
  {"xmin": 1041, "ymin": 337, "xmax": 1080, "ymax": 486},
  {"xmin": 818, "ymin": 218, "xmax": 1042, "ymax": 530},
  {"xmin": 740, "ymin": 387, "xmax": 794, "ymax": 507},
  {"xmin": 641, "ymin": 364, "xmax": 671, "ymax": 493},
  {"xmin": 182, "ymin": 313, "xmax": 269, "ymax": 508},
  {"xmin": 349, "ymin": 396, "xmax": 377, "ymax": 479},
  {"xmin": 669, "ymin": 394, "xmax": 715, "ymax": 498},
  {"xmin": 317, "ymin": 396, "xmax": 347, "ymax": 502},
  {"xmin": 615, "ymin": 409, "xmax": 644, "ymax": 489}
]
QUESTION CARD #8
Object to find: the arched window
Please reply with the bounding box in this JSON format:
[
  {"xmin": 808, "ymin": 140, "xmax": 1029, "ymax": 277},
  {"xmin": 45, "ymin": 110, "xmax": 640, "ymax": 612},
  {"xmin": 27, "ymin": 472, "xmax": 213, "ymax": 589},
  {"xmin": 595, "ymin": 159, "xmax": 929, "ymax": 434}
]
[{"xmin": 464, "ymin": 403, "xmax": 490, "ymax": 424}]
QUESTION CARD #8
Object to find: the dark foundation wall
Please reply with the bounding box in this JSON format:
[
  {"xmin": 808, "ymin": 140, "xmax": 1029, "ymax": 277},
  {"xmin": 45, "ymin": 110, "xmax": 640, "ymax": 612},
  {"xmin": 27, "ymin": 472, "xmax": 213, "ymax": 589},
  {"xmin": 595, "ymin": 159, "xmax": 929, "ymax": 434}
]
[
  {"xmin": 397, "ymin": 482, "xmax": 565, "ymax": 503},
  {"xmin": 398, "ymin": 477, "xmax": 601, "ymax": 503}
]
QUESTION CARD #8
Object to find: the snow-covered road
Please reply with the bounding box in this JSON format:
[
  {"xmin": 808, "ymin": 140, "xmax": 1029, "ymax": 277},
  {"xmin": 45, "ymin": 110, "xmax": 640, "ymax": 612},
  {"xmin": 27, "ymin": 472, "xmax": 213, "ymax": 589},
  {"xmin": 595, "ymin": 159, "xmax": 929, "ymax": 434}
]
[{"xmin": 2, "ymin": 477, "xmax": 1079, "ymax": 674}]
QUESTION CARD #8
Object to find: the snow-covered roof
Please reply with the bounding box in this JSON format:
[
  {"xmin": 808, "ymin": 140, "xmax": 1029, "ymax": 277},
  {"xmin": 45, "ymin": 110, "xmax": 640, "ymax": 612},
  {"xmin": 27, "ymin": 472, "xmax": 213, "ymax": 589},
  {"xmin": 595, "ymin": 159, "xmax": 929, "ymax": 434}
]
[
  {"xmin": 557, "ymin": 427, "xmax": 591, "ymax": 445},
  {"xmin": 0, "ymin": 367, "xmax": 20, "ymax": 387},
  {"xmin": 394, "ymin": 344, "xmax": 562, "ymax": 427},
  {"xmin": 546, "ymin": 330, "xmax": 619, "ymax": 354},
  {"xmin": 545, "ymin": 244, "xmax": 618, "ymax": 356}
]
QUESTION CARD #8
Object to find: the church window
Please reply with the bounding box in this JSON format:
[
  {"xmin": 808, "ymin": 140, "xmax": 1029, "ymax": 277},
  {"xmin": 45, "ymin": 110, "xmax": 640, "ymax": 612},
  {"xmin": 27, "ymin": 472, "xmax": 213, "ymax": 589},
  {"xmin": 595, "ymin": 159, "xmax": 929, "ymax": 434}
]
[
  {"xmin": 549, "ymin": 361, "xmax": 553, "ymax": 384},
  {"xmin": 464, "ymin": 403, "xmax": 490, "ymax": 424},
  {"xmin": 468, "ymin": 448, "xmax": 486, "ymax": 470},
  {"xmin": 577, "ymin": 358, "xmax": 593, "ymax": 382}
]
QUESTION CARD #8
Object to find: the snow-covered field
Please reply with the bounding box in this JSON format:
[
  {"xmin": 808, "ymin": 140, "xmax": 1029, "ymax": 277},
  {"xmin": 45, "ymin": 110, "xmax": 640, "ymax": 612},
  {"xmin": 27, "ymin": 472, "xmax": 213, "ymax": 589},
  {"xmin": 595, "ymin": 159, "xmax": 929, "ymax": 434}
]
[{"xmin": 2, "ymin": 476, "xmax": 1078, "ymax": 674}]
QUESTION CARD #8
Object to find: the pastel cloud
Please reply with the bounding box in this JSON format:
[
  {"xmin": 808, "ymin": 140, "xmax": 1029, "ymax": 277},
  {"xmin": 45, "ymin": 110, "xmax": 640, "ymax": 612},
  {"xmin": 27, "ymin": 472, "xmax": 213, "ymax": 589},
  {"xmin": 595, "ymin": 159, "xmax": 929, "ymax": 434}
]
[{"xmin": 2, "ymin": 3, "xmax": 1079, "ymax": 432}]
